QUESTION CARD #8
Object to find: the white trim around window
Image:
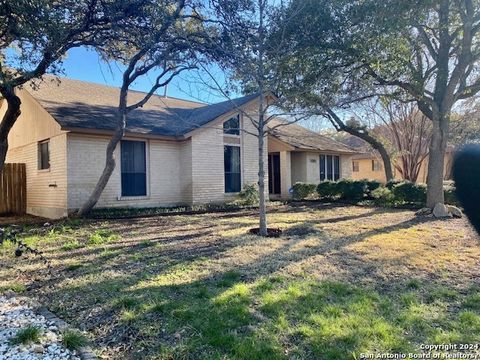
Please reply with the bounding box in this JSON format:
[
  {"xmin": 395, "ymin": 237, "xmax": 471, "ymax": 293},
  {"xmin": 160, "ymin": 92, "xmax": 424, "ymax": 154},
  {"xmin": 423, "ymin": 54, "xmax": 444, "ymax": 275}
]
[{"xmin": 117, "ymin": 138, "xmax": 150, "ymax": 200}]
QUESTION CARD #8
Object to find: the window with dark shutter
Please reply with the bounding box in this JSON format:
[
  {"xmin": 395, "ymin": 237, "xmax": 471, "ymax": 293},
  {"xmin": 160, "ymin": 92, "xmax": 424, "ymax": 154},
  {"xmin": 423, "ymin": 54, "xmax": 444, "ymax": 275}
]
[
  {"xmin": 121, "ymin": 140, "xmax": 147, "ymax": 196},
  {"xmin": 224, "ymin": 145, "xmax": 241, "ymax": 192},
  {"xmin": 38, "ymin": 140, "xmax": 50, "ymax": 170}
]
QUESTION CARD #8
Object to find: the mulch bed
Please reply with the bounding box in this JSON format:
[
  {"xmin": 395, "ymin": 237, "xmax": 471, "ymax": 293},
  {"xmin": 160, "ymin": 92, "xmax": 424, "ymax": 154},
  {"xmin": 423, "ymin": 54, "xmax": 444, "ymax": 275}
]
[{"xmin": 248, "ymin": 227, "xmax": 282, "ymax": 237}]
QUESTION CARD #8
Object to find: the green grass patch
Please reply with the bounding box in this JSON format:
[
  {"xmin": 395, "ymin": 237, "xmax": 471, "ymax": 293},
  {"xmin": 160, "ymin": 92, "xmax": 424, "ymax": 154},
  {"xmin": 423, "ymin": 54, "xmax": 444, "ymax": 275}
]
[
  {"xmin": 115, "ymin": 296, "xmax": 139, "ymax": 310},
  {"xmin": 62, "ymin": 330, "xmax": 88, "ymax": 350},
  {"xmin": 0, "ymin": 283, "xmax": 27, "ymax": 293},
  {"xmin": 10, "ymin": 326, "xmax": 41, "ymax": 345},
  {"xmin": 87, "ymin": 229, "xmax": 119, "ymax": 246},
  {"xmin": 62, "ymin": 240, "xmax": 84, "ymax": 251},
  {"xmin": 463, "ymin": 293, "xmax": 480, "ymax": 310}
]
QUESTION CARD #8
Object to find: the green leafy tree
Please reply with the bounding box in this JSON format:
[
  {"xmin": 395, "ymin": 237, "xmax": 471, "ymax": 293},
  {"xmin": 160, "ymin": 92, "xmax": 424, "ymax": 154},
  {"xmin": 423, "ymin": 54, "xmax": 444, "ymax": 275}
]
[
  {"xmin": 0, "ymin": 0, "xmax": 134, "ymax": 172},
  {"xmin": 276, "ymin": 0, "xmax": 480, "ymax": 207}
]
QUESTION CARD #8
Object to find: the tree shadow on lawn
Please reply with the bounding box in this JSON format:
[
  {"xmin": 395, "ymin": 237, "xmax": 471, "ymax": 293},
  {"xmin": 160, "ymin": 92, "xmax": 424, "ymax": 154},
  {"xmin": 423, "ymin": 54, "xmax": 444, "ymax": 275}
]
[
  {"xmin": 43, "ymin": 257, "xmax": 480, "ymax": 360},
  {"xmin": 4, "ymin": 207, "xmax": 479, "ymax": 359},
  {"xmin": 29, "ymin": 212, "xmax": 480, "ymax": 359}
]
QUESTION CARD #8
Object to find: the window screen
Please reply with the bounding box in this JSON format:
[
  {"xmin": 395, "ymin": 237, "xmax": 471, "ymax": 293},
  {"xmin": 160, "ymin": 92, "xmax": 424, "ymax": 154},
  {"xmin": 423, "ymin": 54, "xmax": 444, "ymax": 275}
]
[
  {"xmin": 121, "ymin": 140, "xmax": 147, "ymax": 196},
  {"xmin": 224, "ymin": 145, "xmax": 241, "ymax": 192},
  {"xmin": 38, "ymin": 140, "xmax": 50, "ymax": 170}
]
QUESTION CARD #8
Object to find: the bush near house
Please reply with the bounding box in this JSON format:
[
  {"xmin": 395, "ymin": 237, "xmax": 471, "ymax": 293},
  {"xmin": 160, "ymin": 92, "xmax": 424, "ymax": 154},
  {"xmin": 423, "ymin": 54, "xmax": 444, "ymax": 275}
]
[
  {"xmin": 292, "ymin": 183, "xmax": 317, "ymax": 200},
  {"xmin": 237, "ymin": 184, "xmax": 260, "ymax": 205},
  {"xmin": 391, "ymin": 182, "xmax": 427, "ymax": 205},
  {"xmin": 294, "ymin": 180, "xmax": 459, "ymax": 208},
  {"xmin": 336, "ymin": 179, "xmax": 366, "ymax": 201},
  {"xmin": 316, "ymin": 181, "xmax": 339, "ymax": 199}
]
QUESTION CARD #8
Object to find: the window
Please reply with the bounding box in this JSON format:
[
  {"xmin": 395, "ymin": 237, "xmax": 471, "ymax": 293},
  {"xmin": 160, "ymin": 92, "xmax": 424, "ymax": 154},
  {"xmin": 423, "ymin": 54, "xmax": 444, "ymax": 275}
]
[
  {"xmin": 224, "ymin": 145, "xmax": 241, "ymax": 193},
  {"xmin": 352, "ymin": 161, "xmax": 360, "ymax": 172},
  {"xmin": 372, "ymin": 160, "xmax": 382, "ymax": 172},
  {"xmin": 223, "ymin": 115, "xmax": 240, "ymax": 135},
  {"xmin": 121, "ymin": 140, "xmax": 147, "ymax": 197},
  {"xmin": 320, "ymin": 155, "xmax": 341, "ymax": 181},
  {"xmin": 38, "ymin": 140, "xmax": 50, "ymax": 170}
]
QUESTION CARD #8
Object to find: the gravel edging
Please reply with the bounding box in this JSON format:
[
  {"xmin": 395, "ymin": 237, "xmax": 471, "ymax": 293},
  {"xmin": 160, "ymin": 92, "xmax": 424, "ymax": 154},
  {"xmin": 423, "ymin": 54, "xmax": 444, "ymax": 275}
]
[
  {"xmin": 1, "ymin": 292, "xmax": 97, "ymax": 360},
  {"xmin": 34, "ymin": 307, "xmax": 97, "ymax": 360}
]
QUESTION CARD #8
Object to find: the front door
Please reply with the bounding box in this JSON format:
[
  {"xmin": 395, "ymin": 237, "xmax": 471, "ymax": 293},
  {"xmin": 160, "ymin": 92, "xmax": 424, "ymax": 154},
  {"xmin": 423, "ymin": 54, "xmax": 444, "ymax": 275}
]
[{"xmin": 268, "ymin": 153, "xmax": 281, "ymax": 194}]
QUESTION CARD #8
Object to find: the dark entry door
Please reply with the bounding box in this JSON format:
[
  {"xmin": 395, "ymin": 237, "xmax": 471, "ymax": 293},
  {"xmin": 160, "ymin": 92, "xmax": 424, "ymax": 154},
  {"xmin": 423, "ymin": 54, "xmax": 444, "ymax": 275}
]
[{"xmin": 268, "ymin": 153, "xmax": 281, "ymax": 194}]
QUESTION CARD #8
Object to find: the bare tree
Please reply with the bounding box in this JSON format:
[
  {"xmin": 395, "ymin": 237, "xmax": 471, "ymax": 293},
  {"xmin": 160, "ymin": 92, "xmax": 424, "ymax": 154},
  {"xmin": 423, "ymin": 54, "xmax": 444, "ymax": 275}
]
[
  {"xmin": 379, "ymin": 102, "xmax": 431, "ymax": 183},
  {"xmin": 200, "ymin": 0, "xmax": 310, "ymax": 236}
]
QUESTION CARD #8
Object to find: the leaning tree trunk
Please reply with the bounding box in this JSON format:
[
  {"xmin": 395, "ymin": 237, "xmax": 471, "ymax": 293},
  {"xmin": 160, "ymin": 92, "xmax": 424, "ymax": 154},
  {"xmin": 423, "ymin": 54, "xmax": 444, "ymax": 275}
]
[
  {"xmin": 426, "ymin": 115, "xmax": 449, "ymax": 208},
  {"xmin": 376, "ymin": 145, "xmax": 394, "ymax": 183},
  {"xmin": 77, "ymin": 111, "xmax": 127, "ymax": 216},
  {"xmin": 325, "ymin": 108, "xmax": 394, "ymax": 182},
  {"xmin": 0, "ymin": 90, "xmax": 22, "ymax": 173}
]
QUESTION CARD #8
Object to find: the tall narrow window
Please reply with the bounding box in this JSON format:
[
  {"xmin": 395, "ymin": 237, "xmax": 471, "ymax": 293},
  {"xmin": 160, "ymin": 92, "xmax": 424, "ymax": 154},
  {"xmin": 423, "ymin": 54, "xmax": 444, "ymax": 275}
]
[
  {"xmin": 38, "ymin": 140, "xmax": 50, "ymax": 170},
  {"xmin": 224, "ymin": 145, "xmax": 241, "ymax": 193},
  {"xmin": 320, "ymin": 155, "xmax": 326, "ymax": 181},
  {"xmin": 334, "ymin": 156, "xmax": 340, "ymax": 181},
  {"xmin": 223, "ymin": 115, "xmax": 240, "ymax": 135},
  {"xmin": 327, "ymin": 155, "xmax": 333, "ymax": 181},
  {"xmin": 121, "ymin": 140, "xmax": 147, "ymax": 196}
]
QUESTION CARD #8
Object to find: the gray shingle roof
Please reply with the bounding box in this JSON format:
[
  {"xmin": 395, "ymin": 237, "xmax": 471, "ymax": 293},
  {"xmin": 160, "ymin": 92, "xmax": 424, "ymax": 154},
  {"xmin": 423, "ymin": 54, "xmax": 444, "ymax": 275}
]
[
  {"xmin": 268, "ymin": 118, "xmax": 358, "ymax": 154},
  {"xmin": 27, "ymin": 76, "xmax": 259, "ymax": 137}
]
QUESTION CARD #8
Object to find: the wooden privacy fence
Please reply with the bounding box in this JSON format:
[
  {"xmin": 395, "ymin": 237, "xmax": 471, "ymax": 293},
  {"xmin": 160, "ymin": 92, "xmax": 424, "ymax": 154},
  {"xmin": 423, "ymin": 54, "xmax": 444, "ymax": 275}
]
[{"xmin": 0, "ymin": 163, "xmax": 26, "ymax": 215}]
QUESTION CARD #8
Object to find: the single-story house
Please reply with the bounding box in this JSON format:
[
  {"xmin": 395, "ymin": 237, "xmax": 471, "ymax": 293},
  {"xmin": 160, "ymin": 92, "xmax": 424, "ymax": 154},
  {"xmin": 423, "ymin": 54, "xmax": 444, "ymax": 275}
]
[
  {"xmin": 1, "ymin": 76, "xmax": 358, "ymax": 219},
  {"xmin": 350, "ymin": 151, "xmax": 454, "ymax": 183}
]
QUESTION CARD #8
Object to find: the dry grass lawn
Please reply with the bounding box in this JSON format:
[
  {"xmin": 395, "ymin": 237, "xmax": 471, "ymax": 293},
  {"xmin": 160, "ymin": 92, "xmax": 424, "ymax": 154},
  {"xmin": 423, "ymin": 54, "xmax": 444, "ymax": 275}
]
[{"xmin": 1, "ymin": 203, "xmax": 479, "ymax": 359}]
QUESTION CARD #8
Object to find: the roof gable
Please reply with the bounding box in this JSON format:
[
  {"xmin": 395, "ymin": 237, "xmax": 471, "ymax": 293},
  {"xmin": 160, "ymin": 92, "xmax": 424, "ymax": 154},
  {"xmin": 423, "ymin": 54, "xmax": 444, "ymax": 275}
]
[{"xmin": 26, "ymin": 76, "xmax": 259, "ymax": 137}]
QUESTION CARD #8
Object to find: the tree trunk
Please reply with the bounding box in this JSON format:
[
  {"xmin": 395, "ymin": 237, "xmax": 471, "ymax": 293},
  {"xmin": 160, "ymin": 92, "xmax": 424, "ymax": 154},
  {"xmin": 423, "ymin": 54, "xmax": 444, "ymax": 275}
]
[
  {"xmin": 77, "ymin": 111, "xmax": 127, "ymax": 216},
  {"xmin": 0, "ymin": 89, "xmax": 22, "ymax": 173},
  {"xmin": 426, "ymin": 115, "xmax": 449, "ymax": 208},
  {"xmin": 257, "ymin": 99, "xmax": 268, "ymax": 236},
  {"xmin": 325, "ymin": 108, "xmax": 394, "ymax": 182},
  {"xmin": 376, "ymin": 146, "xmax": 394, "ymax": 183}
]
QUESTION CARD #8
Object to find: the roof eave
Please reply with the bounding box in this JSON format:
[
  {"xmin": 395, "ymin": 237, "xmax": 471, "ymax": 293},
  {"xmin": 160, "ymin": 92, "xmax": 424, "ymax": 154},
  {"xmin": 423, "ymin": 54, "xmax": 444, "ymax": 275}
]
[{"xmin": 63, "ymin": 126, "xmax": 183, "ymax": 141}]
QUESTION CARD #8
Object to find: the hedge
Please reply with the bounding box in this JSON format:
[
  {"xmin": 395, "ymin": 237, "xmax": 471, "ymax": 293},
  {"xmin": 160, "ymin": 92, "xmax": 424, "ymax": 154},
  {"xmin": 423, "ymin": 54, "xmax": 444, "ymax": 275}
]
[
  {"xmin": 391, "ymin": 182, "xmax": 427, "ymax": 204},
  {"xmin": 292, "ymin": 183, "xmax": 317, "ymax": 200},
  {"xmin": 292, "ymin": 179, "xmax": 459, "ymax": 208}
]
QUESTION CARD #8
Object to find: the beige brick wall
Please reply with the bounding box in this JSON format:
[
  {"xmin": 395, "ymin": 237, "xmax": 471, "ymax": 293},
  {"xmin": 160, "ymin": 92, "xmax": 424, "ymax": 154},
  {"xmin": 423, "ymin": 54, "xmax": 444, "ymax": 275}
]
[
  {"xmin": 340, "ymin": 154, "xmax": 354, "ymax": 180},
  {"xmin": 2, "ymin": 90, "xmax": 68, "ymax": 219},
  {"xmin": 290, "ymin": 151, "xmax": 354, "ymax": 185},
  {"xmin": 67, "ymin": 134, "xmax": 189, "ymax": 210},
  {"xmin": 291, "ymin": 152, "xmax": 307, "ymax": 184},
  {"xmin": 189, "ymin": 110, "xmax": 268, "ymax": 204},
  {"xmin": 350, "ymin": 158, "xmax": 388, "ymax": 182}
]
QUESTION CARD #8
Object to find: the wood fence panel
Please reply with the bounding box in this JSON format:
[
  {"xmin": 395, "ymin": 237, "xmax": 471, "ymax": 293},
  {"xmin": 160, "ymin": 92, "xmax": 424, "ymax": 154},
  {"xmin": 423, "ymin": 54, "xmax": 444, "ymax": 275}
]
[{"xmin": 0, "ymin": 163, "xmax": 26, "ymax": 215}]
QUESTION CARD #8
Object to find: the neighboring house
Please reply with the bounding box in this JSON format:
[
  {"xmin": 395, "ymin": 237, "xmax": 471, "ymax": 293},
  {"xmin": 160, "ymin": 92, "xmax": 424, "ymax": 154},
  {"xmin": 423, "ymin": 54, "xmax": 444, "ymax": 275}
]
[
  {"xmin": 350, "ymin": 150, "xmax": 454, "ymax": 183},
  {"xmin": 267, "ymin": 118, "xmax": 358, "ymax": 198},
  {"xmin": 350, "ymin": 153, "xmax": 389, "ymax": 182}
]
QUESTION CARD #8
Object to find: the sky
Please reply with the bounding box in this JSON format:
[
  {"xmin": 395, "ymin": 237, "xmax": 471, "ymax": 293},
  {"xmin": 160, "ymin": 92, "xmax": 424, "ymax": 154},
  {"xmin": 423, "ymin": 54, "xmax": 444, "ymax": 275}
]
[{"xmin": 58, "ymin": 47, "xmax": 235, "ymax": 104}]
